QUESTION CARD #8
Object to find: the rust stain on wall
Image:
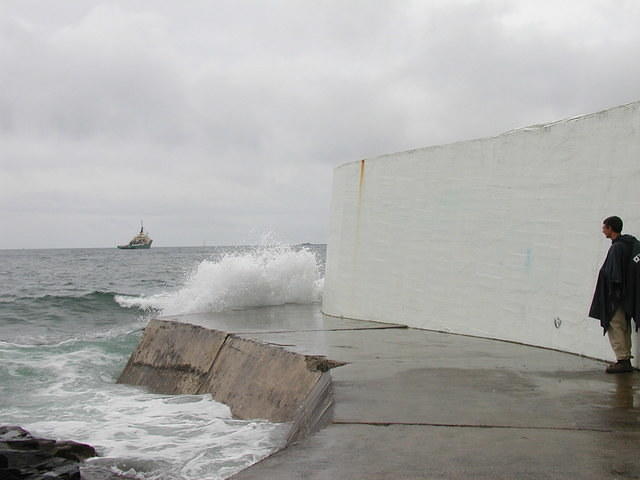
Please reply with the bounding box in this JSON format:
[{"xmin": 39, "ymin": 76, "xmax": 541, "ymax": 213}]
[{"xmin": 359, "ymin": 159, "xmax": 366, "ymax": 189}]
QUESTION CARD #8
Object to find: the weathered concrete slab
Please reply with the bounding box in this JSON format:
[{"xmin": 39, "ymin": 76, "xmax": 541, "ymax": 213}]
[
  {"xmin": 159, "ymin": 303, "xmax": 403, "ymax": 334},
  {"xmin": 244, "ymin": 328, "xmax": 638, "ymax": 432},
  {"xmin": 120, "ymin": 319, "xmax": 226, "ymax": 371},
  {"xmin": 117, "ymin": 314, "xmax": 342, "ymax": 444},
  {"xmin": 225, "ymin": 305, "xmax": 640, "ymax": 479},
  {"xmin": 197, "ymin": 335, "xmax": 329, "ymax": 423},
  {"xmin": 119, "ymin": 305, "xmax": 640, "ymax": 479},
  {"xmin": 232, "ymin": 423, "xmax": 640, "ymax": 480},
  {"xmin": 117, "ymin": 319, "xmax": 227, "ymax": 394}
]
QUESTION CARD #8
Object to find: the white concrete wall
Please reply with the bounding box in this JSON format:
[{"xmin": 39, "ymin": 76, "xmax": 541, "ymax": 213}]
[{"xmin": 322, "ymin": 101, "xmax": 640, "ymax": 364}]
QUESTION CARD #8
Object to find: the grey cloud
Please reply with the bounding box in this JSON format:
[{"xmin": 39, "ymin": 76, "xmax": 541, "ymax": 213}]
[
  {"xmin": 2, "ymin": 1, "xmax": 640, "ymax": 248},
  {"xmin": 1, "ymin": 6, "xmax": 190, "ymax": 146}
]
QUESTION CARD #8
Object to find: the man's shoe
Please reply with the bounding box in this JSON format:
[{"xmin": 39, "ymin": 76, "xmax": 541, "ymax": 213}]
[{"xmin": 605, "ymin": 359, "xmax": 633, "ymax": 374}]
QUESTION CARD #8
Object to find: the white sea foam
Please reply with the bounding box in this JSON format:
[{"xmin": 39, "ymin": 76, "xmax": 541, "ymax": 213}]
[
  {"xmin": 115, "ymin": 245, "xmax": 323, "ymax": 316},
  {"xmin": 1, "ymin": 339, "xmax": 287, "ymax": 480},
  {"xmin": 24, "ymin": 392, "xmax": 287, "ymax": 480},
  {"xmin": 1, "ymin": 245, "xmax": 308, "ymax": 480}
]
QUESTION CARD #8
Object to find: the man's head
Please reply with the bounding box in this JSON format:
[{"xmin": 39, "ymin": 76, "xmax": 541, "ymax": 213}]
[{"xmin": 602, "ymin": 216, "xmax": 623, "ymax": 239}]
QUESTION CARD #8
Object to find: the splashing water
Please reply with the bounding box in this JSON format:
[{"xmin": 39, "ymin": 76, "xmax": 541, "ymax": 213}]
[
  {"xmin": 1, "ymin": 338, "xmax": 288, "ymax": 480},
  {"xmin": 115, "ymin": 245, "xmax": 324, "ymax": 316},
  {"xmin": 0, "ymin": 244, "xmax": 326, "ymax": 479}
]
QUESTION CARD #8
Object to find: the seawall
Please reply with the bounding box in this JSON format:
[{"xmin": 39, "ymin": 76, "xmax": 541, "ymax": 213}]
[
  {"xmin": 322, "ymin": 101, "xmax": 640, "ymax": 365},
  {"xmin": 117, "ymin": 318, "xmax": 337, "ymax": 444}
]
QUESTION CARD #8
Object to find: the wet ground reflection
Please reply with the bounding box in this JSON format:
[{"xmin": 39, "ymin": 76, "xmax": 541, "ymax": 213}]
[{"xmin": 611, "ymin": 372, "xmax": 638, "ymax": 409}]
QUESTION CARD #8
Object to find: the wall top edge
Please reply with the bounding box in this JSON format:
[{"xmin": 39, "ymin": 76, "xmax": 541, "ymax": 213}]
[{"xmin": 334, "ymin": 99, "xmax": 640, "ymax": 172}]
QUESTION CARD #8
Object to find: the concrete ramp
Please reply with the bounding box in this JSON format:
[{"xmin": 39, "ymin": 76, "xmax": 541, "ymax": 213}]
[
  {"xmin": 117, "ymin": 320, "xmax": 226, "ymax": 395},
  {"xmin": 117, "ymin": 318, "xmax": 339, "ymax": 443}
]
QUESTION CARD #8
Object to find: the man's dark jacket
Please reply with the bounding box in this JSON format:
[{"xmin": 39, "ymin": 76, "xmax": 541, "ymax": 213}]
[{"xmin": 589, "ymin": 234, "xmax": 640, "ymax": 331}]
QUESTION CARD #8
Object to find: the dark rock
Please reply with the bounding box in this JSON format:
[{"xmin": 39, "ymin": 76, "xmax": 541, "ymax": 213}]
[
  {"xmin": 0, "ymin": 426, "xmax": 96, "ymax": 480},
  {"xmin": 0, "ymin": 426, "xmax": 31, "ymax": 440},
  {"xmin": 53, "ymin": 442, "xmax": 97, "ymax": 462},
  {"xmin": 0, "ymin": 467, "xmax": 23, "ymax": 480},
  {"xmin": 0, "ymin": 449, "xmax": 51, "ymax": 468},
  {"xmin": 46, "ymin": 461, "xmax": 82, "ymax": 479}
]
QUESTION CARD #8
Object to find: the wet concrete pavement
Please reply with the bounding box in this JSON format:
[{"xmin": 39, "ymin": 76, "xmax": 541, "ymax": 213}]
[{"xmin": 165, "ymin": 304, "xmax": 640, "ymax": 479}]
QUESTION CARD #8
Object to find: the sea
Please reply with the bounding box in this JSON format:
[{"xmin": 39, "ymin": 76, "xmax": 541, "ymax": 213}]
[{"xmin": 0, "ymin": 242, "xmax": 326, "ymax": 479}]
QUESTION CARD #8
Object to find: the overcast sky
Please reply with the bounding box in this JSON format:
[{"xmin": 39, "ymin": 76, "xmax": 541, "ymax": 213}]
[{"xmin": 2, "ymin": 1, "xmax": 639, "ymax": 249}]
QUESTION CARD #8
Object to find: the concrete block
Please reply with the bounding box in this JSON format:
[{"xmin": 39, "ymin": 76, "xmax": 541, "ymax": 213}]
[
  {"xmin": 118, "ymin": 319, "xmax": 339, "ymax": 442},
  {"xmin": 117, "ymin": 319, "xmax": 227, "ymax": 394},
  {"xmin": 198, "ymin": 335, "xmax": 325, "ymax": 423}
]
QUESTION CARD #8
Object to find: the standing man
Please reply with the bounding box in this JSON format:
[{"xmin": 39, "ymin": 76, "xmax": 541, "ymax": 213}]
[{"xmin": 589, "ymin": 216, "xmax": 640, "ymax": 373}]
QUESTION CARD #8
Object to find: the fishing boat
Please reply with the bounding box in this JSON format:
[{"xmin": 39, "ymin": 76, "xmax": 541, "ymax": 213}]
[{"xmin": 117, "ymin": 222, "xmax": 153, "ymax": 249}]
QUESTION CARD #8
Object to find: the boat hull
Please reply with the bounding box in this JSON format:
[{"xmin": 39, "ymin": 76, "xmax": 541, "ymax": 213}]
[{"xmin": 117, "ymin": 241, "xmax": 152, "ymax": 249}]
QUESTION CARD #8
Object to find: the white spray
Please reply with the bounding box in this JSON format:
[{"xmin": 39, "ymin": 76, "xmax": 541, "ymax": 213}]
[{"xmin": 116, "ymin": 245, "xmax": 324, "ymax": 316}]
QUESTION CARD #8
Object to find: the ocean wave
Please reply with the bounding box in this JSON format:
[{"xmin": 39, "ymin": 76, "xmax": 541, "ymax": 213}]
[
  {"xmin": 0, "ymin": 290, "xmax": 146, "ymax": 345},
  {"xmin": 7, "ymin": 291, "xmax": 124, "ymax": 308},
  {"xmin": 115, "ymin": 245, "xmax": 324, "ymax": 316},
  {"xmin": 1, "ymin": 335, "xmax": 287, "ymax": 480},
  {"xmin": 0, "ymin": 321, "xmax": 147, "ymax": 348},
  {"xmin": 0, "ymin": 291, "xmax": 133, "ymax": 324}
]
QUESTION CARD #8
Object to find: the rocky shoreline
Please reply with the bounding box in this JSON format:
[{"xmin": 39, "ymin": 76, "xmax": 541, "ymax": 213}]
[{"xmin": 0, "ymin": 425, "xmax": 101, "ymax": 480}]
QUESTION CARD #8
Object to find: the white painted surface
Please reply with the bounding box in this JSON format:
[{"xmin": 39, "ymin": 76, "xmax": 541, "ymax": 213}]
[{"xmin": 323, "ymin": 101, "xmax": 640, "ymax": 364}]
